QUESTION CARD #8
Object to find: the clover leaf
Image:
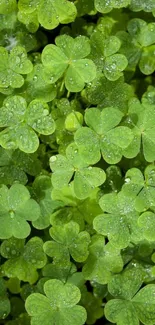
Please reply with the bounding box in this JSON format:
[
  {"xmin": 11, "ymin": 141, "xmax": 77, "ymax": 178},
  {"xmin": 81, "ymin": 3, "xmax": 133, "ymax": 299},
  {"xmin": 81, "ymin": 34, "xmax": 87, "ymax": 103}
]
[
  {"xmin": 0, "ymin": 46, "xmax": 33, "ymax": 90},
  {"xmin": 82, "ymin": 235, "xmax": 123, "ymax": 284},
  {"xmin": 130, "ymin": 0, "xmax": 155, "ymax": 11},
  {"xmin": 84, "ymin": 73, "xmax": 134, "ymax": 111},
  {"xmin": 90, "ymin": 31, "xmax": 128, "ymax": 80},
  {"xmin": 93, "ymin": 192, "xmax": 143, "ymax": 248},
  {"xmin": 95, "ymin": 0, "xmax": 130, "ymax": 13},
  {"xmin": 122, "ymin": 165, "xmax": 155, "ymax": 212},
  {"xmin": 0, "ymin": 148, "xmax": 42, "ymax": 185},
  {"xmin": 105, "ymin": 266, "xmax": 155, "ymax": 325},
  {"xmin": 50, "ymin": 142, "xmax": 106, "ymax": 199},
  {"xmin": 24, "ymin": 64, "xmax": 57, "ymax": 103},
  {"xmin": 123, "ymin": 98, "xmax": 155, "ymax": 162},
  {"xmin": 0, "ymin": 183, "xmax": 40, "ymax": 239},
  {"xmin": 25, "ymin": 279, "xmax": 87, "ymax": 325},
  {"xmin": 18, "ymin": 0, "xmax": 77, "ymax": 30},
  {"xmin": 74, "ymin": 107, "xmax": 133, "ymax": 164},
  {"xmin": 0, "ymin": 237, "xmax": 47, "ymax": 284},
  {"xmin": 44, "ymin": 221, "xmax": 90, "ymax": 263},
  {"xmin": 0, "ymin": 96, "xmax": 55, "ymax": 153},
  {"xmin": 42, "ymin": 35, "xmax": 96, "ymax": 92},
  {"xmin": 31, "ymin": 175, "xmax": 63, "ymax": 229},
  {"xmin": 52, "ymin": 184, "xmax": 102, "ymax": 227}
]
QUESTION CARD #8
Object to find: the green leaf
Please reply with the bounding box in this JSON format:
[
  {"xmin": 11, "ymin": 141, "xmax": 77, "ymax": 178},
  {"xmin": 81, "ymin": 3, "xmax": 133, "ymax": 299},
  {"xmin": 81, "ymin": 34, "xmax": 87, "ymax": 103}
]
[
  {"xmin": 44, "ymin": 221, "xmax": 90, "ymax": 263},
  {"xmin": 0, "ymin": 278, "xmax": 11, "ymax": 320},
  {"xmin": 31, "ymin": 175, "xmax": 63, "ymax": 229},
  {"xmin": 0, "ymin": 96, "xmax": 55, "ymax": 153},
  {"xmin": 38, "ymin": 0, "xmax": 77, "ymax": 30},
  {"xmin": 104, "ymin": 54, "xmax": 128, "ymax": 81},
  {"xmin": 25, "ymin": 279, "xmax": 87, "ymax": 325},
  {"xmin": 75, "ymin": 107, "xmax": 133, "ymax": 164},
  {"xmin": 1, "ymin": 237, "xmax": 47, "ymax": 284},
  {"xmin": 42, "ymin": 35, "xmax": 96, "ymax": 92},
  {"xmin": 0, "ymin": 184, "xmax": 40, "ymax": 239},
  {"xmin": 94, "ymin": 192, "xmax": 143, "ymax": 248},
  {"xmin": 83, "ymin": 235, "xmax": 123, "ymax": 284}
]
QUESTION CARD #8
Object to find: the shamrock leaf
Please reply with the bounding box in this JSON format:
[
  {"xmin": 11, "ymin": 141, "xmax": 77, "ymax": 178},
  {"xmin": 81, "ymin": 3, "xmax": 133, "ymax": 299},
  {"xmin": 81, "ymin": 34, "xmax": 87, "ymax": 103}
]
[
  {"xmin": 84, "ymin": 73, "xmax": 134, "ymax": 111},
  {"xmin": 74, "ymin": 107, "xmax": 133, "ymax": 164},
  {"xmin": 0, "ymin": 148, "xmax": 42, "ymax": 185},
  {"xmin": 123, "ymin": 98, "xmax": 155, "ymax": 162},
  {"xmin": 0, "ymin": 183, "xmax": 40, "ymax": 239},
  {"xmin": 90, "ymin": 31, "xmax": 128, "ymax": 80},
  {"xmin": 105, "ymin": 266, "xmax": 155, "ymax": 325},
  {"xmin": 25, "ymin": 279, "xmax": 87, "ymax": 325},
  {"xmin": 0, "ymin": 96, "xmax": 55, "ymax": 153},
  {"xmin": 51, "ymin": 184, "xmax": 102, "ymax": 231},
  {"xmin": 0, "ymin": 0, "xmax": 17, "ymax": 15},
  {"xmin": 93, "ymin": 192, "xmax": 143, "ymax": 248},
  {"xmin": 122, "ymin": 165, "xmax": 155, "ymax": 212},
  {"xmin": 82, "ymin": 235, "xmax": 123, "ymax": 284},
  {"xmin": 31, "ymin": 175, "xmax": 63, "ymax": 229},
  {"xmin": 95, "ymin": 0, "xmax": 130, "ymax": 13},
  {"xmin": 0, "ymin": 46, "xmax": 33, "ymax": 89},
  {"xmin": 50, "ymin": 142, "xmax": 106, "ymax": 199},
  {"xmin": 0, "ymin": 237, "xmax": 47, "ymax": 284},
  {"xmin": 42, "ymin": 35, "xmax": 96, "ymax": 92},
  {"xmin": 130, "ymin": 0, "xmax": 155, "ymax": 11},
  {"xmin": 18, "ymin": 0, "xmax": 77, "ymax": 30},
  {"xmin": 0, "ymin": 278, "xmax": 11, "ymax": 320},
  {"xmin": 24, "ymin": 64, "xmax": 57, "ymax": 103},
  {"xmin": 44, "ymin": 221, "xmax": 90, "ymax": 263}
]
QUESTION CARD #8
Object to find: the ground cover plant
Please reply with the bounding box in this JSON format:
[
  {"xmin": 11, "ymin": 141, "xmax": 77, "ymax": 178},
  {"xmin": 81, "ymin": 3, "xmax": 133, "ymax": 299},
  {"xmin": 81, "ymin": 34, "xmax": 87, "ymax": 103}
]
[{"xmin": 2, "ymin": 0, "xmax": 155, "ymax": 324}]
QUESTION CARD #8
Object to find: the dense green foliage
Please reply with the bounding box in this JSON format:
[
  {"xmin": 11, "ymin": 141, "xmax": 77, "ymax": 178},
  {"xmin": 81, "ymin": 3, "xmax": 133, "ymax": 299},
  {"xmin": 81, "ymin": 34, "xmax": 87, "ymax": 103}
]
[{"xmin": 1, "ymin": 1, "xmax": 155, "ymax": 324}]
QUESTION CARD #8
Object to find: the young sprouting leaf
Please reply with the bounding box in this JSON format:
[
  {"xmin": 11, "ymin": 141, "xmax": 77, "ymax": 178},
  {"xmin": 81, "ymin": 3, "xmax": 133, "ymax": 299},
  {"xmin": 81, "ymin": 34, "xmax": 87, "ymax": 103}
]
[
  {"xmin": 105, "ymin": 266, "xmax": 155, "ymax": 325},
  {"xmin": 123, "ymin": 98, "xmax": 155, "ymax": 162},
  {"xmin": 122, "ymin": 165, "xmax": 155, "ymax": 212},
  {"xmin": 82, "ymin": 235, "xmax": 123, "ymax": 284},
  {"xmin": 44, "ymin": 221, "xmax": 90, "ymax": 263},
  {"xmin": 0, "ymin": 278, "xmax": 11, "ymax": 320},
  {"xmin": 0, "ymin": 183, "xmax": 40, "ymax": 239},
  {"xmin": 50, "ymin": 142, "xmax": 106, "ymax": 199},
  {"xmin": 93, "ymin": 192, "xmax": 143, "ymax": 248},
  {"xmin": 42, "ymin": 35, "xmax": 96, "ymax": 92},
  {"xmin": 0, "ymin": 46, "xmax": 33, "ymax": 89},
  {"xmin": 0, "ymin": 96, "xmax": 55, "ymax": 153},
  {"xmin": 0, "ymin": 237, "xmax": 47, "ymax": 284},
  {"xmin": 25, "ymin": 279, "xmax": 87, "ymax": 325},
  {"xmin": 31, "ymin": 175, "xmax": 63, "ymax": 229},
  {"xmin": 0, "ymin": 148, "xmax": 42, "ymax": 185},
  {"xmin": 74, "ymin": 107, "xmax": 133, "ymax": 164}
]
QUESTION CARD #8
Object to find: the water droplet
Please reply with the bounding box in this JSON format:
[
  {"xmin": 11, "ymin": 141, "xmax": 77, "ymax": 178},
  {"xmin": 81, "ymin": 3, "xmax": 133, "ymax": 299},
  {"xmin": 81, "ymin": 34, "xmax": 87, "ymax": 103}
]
[
  {"xmin": 11, "ymin": 250, "xmax": 16, "ymax": 255},
  {"xmin": 50, "ymin": 156, "xmax": 57, "ymax": 162},
  {"xmin": 125, "ymin": 177, "xmax": 131, "ymax": 183}
]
